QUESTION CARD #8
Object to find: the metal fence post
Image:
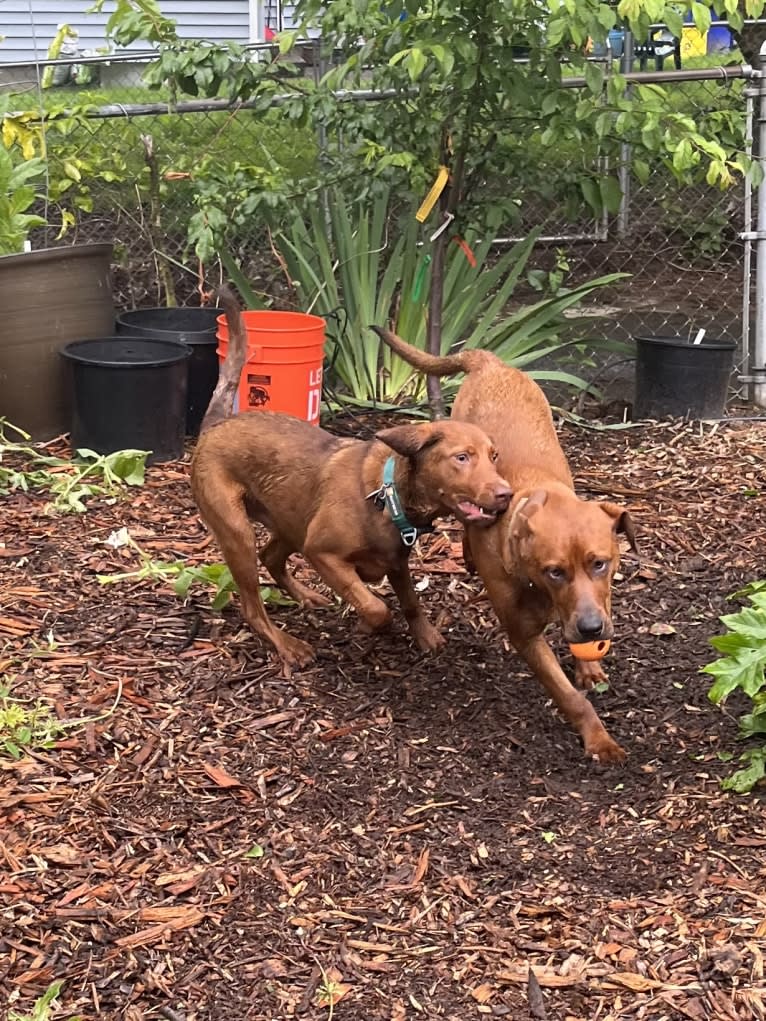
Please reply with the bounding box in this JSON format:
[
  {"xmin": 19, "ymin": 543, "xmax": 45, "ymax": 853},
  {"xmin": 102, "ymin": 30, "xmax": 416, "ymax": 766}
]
[
  {"xmin": 617, "ymin": 30, "xmax": 634, "ymax": 237},
  {"xmin": 742, "ymin": 70, "xmax": 755, "ymax": 401},
  {"xmin": 752, "ymin": 42, "xmax": 766, "ymax": 407}
]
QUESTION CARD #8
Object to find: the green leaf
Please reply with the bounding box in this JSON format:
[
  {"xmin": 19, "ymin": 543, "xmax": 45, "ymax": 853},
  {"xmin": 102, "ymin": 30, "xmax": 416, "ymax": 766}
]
[
  {"xmin": 584, "ymin": 61, "xmax": 603, "ymax": 96},
  {"xmin": 173, "ymin": 568, "xmax": 196, "ymax": 600},
  {"xmin": 705, "ymin": 652, "xmax": 766, "ymax": 703},
  {"xmin": 580, "ymin": 177, "xmax": 601, "ymax": 215},
  {"xmin": 8, "ymin": 157, "xmax": 46, "ymax": 190},
  {"xmin": 101, "ymin": 449, "xmax": 149, "ymax": 486},
  {"xmin": 211, "ymin": 585, "xmax": 236, "ymax": 611},
  {"xmin": 405, "ymin": 47, "xmax": 427, "ymax": 81},
  {"xmin": 721, "ymin": 748, "xmax": 766, "ymax": 793},
  {"xmin": 599, "ymin": 176, "xmax": 623, "ymax": 215},
  {"xmin": 720, "ymin": 606, "xmax": 766, "ymax": 641},
  {"xmin": 691, "ymin": 1, "xmax": 712, "ymax": 33},
  {"xmin": 740, "ymin": 710, "xmax": 766, "ymax": 736},
  {"xmin": 633, "ymin": 159, "xmax": 651, "ymax": 185},
  {"xmin": 245, "ymin": 843, "xmax": 265, "ymax": 858},
  {"xmin": 664, "ymin": 8, "xmax": 684, "ymax": 37}
]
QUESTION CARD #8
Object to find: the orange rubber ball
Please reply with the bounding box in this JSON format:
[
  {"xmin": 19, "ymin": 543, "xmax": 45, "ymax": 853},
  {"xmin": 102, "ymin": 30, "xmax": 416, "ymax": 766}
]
[{"xmin": 569, "ymin": 639, "xmax": 612, "ymax": 661}]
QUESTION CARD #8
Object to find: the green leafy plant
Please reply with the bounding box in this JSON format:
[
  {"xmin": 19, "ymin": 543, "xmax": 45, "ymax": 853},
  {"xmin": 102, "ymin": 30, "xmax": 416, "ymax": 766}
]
[
  {"xmin": 173, "ymin": 562, "xmax": 239, "ymax": 611},
  {"xmin": 0, "ymin": 421, "xmax": 148, "ymax": 513},
  {"xmin": 703, "ymin": 580, "xmax": 766, "ymax": 793},
  {"xmin": 0, "ymin": 670, "xmax": 124, "ymax": 761},
  {"xmin": 8, "ymin": 980, "xmax": 83, "ymax": 1021},
  {"xmin": 0, "ymin": 149, "xmax": 47, "ymax": 255},
  {"xmin": 0, "ymin": 688, "xmax": 69, "ymax": 759},
  {"xmin": 275, "ymin": 188, "xmax": 626, "ymax": 405},
  {"xmin": 0, "ymin": 96, "xmax": 48, "ymax": 255},
  {"xmin": 97, "ymin": 532, "xmax": 293, "ymax": 610},
  {"xmin": 1, "ymin": 94, "xmax": 95, "ymax": 250},
  {"xmin": 90, "ymin": 0, "xmax": 764, "ymax": 412}
]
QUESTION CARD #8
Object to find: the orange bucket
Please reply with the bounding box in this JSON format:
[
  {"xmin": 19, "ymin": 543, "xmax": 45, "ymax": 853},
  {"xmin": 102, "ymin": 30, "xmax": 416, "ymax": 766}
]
[{"xmin": 216, "ymin": 310, "xmax": 326, "ymax": 426}]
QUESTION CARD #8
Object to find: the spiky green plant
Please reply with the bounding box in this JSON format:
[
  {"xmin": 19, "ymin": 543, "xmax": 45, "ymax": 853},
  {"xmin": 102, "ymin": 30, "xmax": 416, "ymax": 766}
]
[{"xmin": 274, "ymin": 188, "xmax": 626, "ymax": 406}]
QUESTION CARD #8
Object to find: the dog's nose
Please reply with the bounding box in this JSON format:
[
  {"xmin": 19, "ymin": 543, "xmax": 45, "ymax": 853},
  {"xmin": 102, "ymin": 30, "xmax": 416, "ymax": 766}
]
[{"xmin": 575, "ymin": 613, "xmax": 605, "ymax": 640}]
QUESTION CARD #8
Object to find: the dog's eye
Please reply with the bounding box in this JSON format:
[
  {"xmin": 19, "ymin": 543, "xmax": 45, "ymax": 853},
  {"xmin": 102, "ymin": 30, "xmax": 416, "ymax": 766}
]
[
  {"xmin": 490, "ymin": 449, "xmax": 499, "ymax": 463},
  {"xmin": 454, "ymin": 452, "xmax": 470, "ymax": 464},
  {"xmin": 592, "ymin": 559, "xmax": 609, "ymax": 575},
  {"xmin": 546, "ymin": 566, "xmax": 567, "ymax": 583}
]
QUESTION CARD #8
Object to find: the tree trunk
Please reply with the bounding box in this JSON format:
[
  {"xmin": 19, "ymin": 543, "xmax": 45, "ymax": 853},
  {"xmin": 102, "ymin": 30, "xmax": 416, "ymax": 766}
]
[
  {"xmin": 425, "ymin": 225, "xmax": 447, "ymax": 417},
  {"xmin": 142, "ymin": 134, "xmax": 177, "ymax": 307},
  {"xmin": 732, "ymin": 7, "xmax": 766, "ymax": 65},
  {"xmin": 425, "ymin": 136, "xmax": 467, "ymax": 419}
]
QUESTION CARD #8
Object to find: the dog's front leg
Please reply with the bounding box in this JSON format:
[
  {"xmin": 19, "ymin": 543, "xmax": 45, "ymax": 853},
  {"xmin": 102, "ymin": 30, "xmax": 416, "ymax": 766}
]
[
  {"xmin": 387, "ymin": 562, "xmax": 445, "ymax": 652},
  {"xmin": 307, "ymin": 552, "xmax": 393, "ymax": 633},
  {"xmin": 513, "ymin": 634, "xmax": 626, "ymax": 763}
]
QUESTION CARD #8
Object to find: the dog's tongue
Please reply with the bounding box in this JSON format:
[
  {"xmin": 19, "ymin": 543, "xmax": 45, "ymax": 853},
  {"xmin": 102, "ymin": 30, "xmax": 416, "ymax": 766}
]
[{"xmin": 458, "ymin": 500, "xmax": 496, "ymax": 523}]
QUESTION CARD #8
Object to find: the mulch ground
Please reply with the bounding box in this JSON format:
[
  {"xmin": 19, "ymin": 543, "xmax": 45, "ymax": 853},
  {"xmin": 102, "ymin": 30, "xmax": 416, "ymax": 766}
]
[{"xmin": 2, "ymin": 415, "xmax": 766, "ymax": 1021}]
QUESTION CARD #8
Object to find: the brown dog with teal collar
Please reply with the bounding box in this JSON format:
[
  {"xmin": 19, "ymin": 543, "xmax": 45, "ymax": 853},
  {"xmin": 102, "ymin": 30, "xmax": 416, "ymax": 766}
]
[{"xmin": 190, "ymin": 288, "xmax": 513, "ymax": 671}]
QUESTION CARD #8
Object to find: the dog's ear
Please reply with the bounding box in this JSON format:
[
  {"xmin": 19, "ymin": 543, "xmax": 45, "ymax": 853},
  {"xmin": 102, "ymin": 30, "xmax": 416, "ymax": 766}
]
[
  {"xmin": 375, "ymin": 424, "xmax": 440, "ymax": 459},
  {"xmin": 600, "ymin": 502, "xmax": 638, "ymax": 553},
  {"xmin": 502, "ymin": 489, "xmax": 548, "ymax": 574},
  {"xmin": 509, "ymin": 489, "xmax": 548, "ymax": 537},
  {"xmin": 522, "ymin": 489, "xmax": 548, "ymax": 517}
]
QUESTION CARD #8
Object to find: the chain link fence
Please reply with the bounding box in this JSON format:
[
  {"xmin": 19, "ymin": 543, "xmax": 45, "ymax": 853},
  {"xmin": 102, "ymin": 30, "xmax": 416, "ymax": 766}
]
[{"xmin": 3, "ymin": 52, "xmax": 755, "ymax": 403}]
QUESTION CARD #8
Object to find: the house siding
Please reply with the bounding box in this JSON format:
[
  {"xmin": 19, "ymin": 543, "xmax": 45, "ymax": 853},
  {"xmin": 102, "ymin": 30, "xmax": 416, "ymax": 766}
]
[
  {"xmin": 0, "ymin": 0, "xmax": 299, "ymax": 64},
  {"xmin": 261, "ymin": 0, "xmax": 299, "ymax": 34}
]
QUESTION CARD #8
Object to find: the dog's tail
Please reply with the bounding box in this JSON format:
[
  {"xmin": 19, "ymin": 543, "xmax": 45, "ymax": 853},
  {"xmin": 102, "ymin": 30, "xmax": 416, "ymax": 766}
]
[
  {"xmin": 370, "ymin": 326, "xmax": 501, "ymax": 377},
  {"xmin": 199, "ymin": 284, "xmax": 248, "ymax": 434}
]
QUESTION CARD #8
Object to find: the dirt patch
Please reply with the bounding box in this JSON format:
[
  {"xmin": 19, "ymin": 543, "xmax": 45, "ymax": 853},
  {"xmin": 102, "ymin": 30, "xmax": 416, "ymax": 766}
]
[{"xmin": 2, "ymin": 417, "xmax": 765, "ymax": 1020}]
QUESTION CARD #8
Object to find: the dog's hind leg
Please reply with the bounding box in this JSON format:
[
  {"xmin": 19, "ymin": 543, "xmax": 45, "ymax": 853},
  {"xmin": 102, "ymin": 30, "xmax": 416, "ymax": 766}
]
[
  {"xmin": 260, "ymin": 535, "xmax": 332, "ymax": 608},
  {"xmin": 197, "ymin": 483, "xmax": 315, "ymax": 671}
]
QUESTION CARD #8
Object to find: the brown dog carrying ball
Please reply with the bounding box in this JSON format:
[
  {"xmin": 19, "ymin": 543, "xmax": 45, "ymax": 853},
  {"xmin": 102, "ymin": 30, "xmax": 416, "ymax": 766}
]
[
  {"xmin": 372, "ymin": 327, "xmax": 636, "ymax": 763},
  {"xmin": 191, "ymin": 288, "xmax": 513, "ymax": 671}
]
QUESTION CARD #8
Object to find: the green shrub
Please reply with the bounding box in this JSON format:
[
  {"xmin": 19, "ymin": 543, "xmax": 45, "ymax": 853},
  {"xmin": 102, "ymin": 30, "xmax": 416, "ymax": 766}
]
[{"xmin": 703, "ymin": 580, "xmax": 766, "ymax": 793}]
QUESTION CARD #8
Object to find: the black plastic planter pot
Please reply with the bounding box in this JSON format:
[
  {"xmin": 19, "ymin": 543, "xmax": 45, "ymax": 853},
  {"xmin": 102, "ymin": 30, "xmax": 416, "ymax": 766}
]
[
  {"xmin": 633, "ymin": 335, "xmax": 736, "ymax": 420},
  {"xmin": 114, "ymin": 307, "xmax": 220, "ymax": 435},
  {"xmin": 60, "ymin": 337, "xmax": 191, "ymax": 464}
]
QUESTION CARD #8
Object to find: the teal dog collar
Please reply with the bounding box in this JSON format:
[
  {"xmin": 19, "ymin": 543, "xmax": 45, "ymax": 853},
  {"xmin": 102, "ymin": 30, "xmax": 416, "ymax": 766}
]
[{"xmin": 367, "ymin": 456, "xmax": 434, "ymax": 548}]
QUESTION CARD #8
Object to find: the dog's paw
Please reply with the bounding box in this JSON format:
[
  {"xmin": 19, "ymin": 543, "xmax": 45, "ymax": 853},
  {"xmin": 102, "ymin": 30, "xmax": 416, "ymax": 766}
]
[
  {"xmin": 574, "ymin": 659, "xmax": 608, "ymax": 691},
  {"xmin": 299, "ymin": 589, "xmax": 333, "ymax": 609},
  {"xmin": 275, "ymin": 633, "xmax": 315, "ymax": 671},
  {"xmin": 411, "ymin": 620, "xmax": 446, "ymax": 652},
  {"xmin": 356, "ymin": 602, "xmax": 394, "ymax": 634},
  {"xmin": 585, "ymin": 736, "xmax": 626, "ymax": 764}
]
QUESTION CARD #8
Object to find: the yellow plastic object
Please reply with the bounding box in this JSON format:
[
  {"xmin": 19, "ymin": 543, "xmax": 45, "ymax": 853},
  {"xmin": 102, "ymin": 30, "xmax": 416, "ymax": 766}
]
[
  {"xmin": 680, "ymin": 26, "xmax": 707, "ymax": 59},
  {"xmin": 415, "ymin": 166, "xmax": 449, "ymax": 223},
  {"xmin": 569, "ymin": 639, "xmax": 612, "ymax": 661}
]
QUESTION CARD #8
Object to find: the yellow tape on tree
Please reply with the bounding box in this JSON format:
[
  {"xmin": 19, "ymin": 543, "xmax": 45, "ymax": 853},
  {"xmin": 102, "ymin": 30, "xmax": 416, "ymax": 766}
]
[{"xmin": 415, "ymin": 166, "xmax": 449, "ymax": 223}]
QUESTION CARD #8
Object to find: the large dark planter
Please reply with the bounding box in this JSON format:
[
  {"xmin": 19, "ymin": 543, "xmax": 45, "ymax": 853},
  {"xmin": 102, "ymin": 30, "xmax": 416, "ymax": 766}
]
[
  {"xmin": 60, "ymin": 337, "xmax": 191, "ymax": 464},
  {"xmin": 0, "ymin": 244, "xmax": 114, "ymax": 440},
  {"xmin": 114, "ymin": 306, "xmax": 220, "ymax": 435},
  {"xmin": 633, "ymin": 334, "xmax": 737, "ymax": 420}
]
